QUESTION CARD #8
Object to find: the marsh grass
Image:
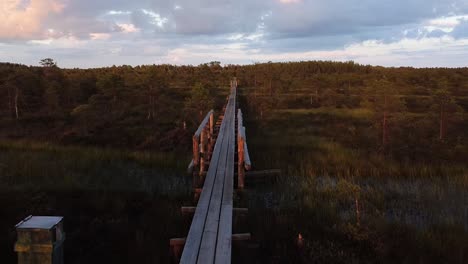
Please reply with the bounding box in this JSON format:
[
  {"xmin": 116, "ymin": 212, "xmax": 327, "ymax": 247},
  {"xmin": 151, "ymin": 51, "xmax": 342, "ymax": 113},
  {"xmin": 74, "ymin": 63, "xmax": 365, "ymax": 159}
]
[
  {"xmin": 0, "ymin": 140, "xmax": 196, "ymax": 263},
  {"xmin": 275, "ymin": 107, "xmax": 374, "ymax": 119},
  {"xmin": 0, "ymin": 140, "xmax": 190, "ymax": 195},
  {"xmin": 239, "ymin": 105, "xmax": 468, "ymax": 262}
]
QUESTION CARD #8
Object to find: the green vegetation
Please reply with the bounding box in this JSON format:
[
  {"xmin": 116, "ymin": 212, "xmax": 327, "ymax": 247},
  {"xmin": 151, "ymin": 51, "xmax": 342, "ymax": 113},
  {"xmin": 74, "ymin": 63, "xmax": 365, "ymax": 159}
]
[
  {"xmin": 0, "ymin": 60, "xmax": 467, "ymax": 263},
  {"xmin": 239, "ymin": 75, "xmax": 467, "ymax": 262},
  {"xmin": 0, "ymin": 140, "xmax": 189, "ymax": 194}
]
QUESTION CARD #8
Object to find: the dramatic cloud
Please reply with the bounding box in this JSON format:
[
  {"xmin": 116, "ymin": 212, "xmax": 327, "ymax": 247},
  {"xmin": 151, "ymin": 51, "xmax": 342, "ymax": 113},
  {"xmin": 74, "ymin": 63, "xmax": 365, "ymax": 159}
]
[
  {"xmin": 1, "ymin": 0, "xmax": 467, "ymax": 67},
  {"xmin": 1, "ymin": 0, "xmax": 64, "ymax": 39}
]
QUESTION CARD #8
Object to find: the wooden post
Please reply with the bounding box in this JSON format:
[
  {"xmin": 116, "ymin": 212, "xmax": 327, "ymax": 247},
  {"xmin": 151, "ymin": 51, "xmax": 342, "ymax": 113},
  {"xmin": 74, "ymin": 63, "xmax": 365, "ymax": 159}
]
[
  {"xmin": 209, "ymin": 112, "xmax": 214, "ymax": 154},
  {"xmin": 237, "ymin": 109, "xmax": 246, "ymax": 189},
  {"xmin": 238, "ymin": 134, "xmax": 245, "ymax": 189},
  {"xmin": 209, "ymin": 112, "xmax": 214, "ymax": 140},
  {"xmin": 243, "ymin": 126, "xmax": 251, "ymax": 171},
  {"xmin": 192, "ymin": 135, "xmax": 199, "ymax": 167},
  {"xmin": 169, "ymin": 238, "xmax": 186, "ymax": 263},
  {"xmin": 199, "ymin": 128, "xmax": 206, "ymax": 174}
]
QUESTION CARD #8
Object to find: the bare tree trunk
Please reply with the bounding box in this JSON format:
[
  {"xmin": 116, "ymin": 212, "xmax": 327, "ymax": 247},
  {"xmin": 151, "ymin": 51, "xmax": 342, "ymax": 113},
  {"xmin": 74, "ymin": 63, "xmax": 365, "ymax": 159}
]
[{"xmin": 14, "ymin": 86, "xmax": 19, "ymax": 119}]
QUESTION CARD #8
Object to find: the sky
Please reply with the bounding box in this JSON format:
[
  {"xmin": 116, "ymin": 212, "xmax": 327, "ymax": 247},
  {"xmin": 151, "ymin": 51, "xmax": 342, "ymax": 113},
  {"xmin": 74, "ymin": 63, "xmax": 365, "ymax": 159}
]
[{"xmin": 1, "ymin": 0, "xmax": 468, "ymax": 68}]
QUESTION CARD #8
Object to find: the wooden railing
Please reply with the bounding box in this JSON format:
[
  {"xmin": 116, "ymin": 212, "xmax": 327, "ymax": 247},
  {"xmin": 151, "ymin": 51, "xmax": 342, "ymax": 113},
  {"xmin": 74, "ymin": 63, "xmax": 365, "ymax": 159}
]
[
  {"xmin": 171, "ymin": 78, "xmax": 257, "ymax": 263},
  {"xmin": 237, "ymin": 109, "xmax": 251, "ymax": 189},
  {"xmin": 188, "ymin": 110, "xmax": 214, "ymax": 174}
]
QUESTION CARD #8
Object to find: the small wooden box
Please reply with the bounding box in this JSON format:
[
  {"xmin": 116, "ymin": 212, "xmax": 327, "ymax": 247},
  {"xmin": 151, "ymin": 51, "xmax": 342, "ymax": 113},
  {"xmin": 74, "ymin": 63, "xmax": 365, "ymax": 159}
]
[{"xmin": 15, "ymin": 216, "xmax": 65, "ymax": 264}]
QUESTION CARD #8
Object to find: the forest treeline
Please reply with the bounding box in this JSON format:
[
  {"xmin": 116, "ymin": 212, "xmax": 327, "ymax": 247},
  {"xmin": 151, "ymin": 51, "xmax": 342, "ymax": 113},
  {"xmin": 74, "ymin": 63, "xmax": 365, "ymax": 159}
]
[{"xmin": 0, "ymin": 60, "xmax": 467, "ymax": 162}]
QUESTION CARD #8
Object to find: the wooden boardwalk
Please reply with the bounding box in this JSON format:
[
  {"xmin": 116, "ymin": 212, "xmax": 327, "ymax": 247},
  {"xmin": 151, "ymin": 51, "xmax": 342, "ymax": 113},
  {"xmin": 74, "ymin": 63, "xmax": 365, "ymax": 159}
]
[{"xmin": 180, "ymin": 81, "xmax": 238, "ymax": 264}]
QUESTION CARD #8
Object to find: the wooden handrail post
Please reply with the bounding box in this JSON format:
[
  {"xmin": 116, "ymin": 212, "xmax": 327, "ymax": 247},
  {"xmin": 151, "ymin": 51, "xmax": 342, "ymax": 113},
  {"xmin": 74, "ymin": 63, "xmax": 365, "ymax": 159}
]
[
  {"xmin": 238, "ymin": 134, "xmax": 245, "ymax": 189},
  {"xmin": 200, "ymin": 128, "xmax": 206, "ymax": 174},
  {"xmin": 243, "ymin": 126, "xmax": 251, "ymax": 170},
  {"xmin": 209, "ymin": 111, "xmax": 214, "ymax": 145},
  {"xmin": 237, "ymin": 108, "xmax": 245, "ymax": 189},
  {"xmin": 193, "ymin": 135, "xmax": 199, "ymax": 167}
]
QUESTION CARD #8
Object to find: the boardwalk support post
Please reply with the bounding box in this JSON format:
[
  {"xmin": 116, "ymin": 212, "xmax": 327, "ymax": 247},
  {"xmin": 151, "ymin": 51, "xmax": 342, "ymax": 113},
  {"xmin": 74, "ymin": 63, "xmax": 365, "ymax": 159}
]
[
  {"xmin": 237, "ymin": 109, "xmax": 252, "ymax": 189},
  {"xmin": 200, "ymin": 128, "xmax": 206, "ymax": 174},
  {"xmin": 238, "ymin": 133, "xmax": 245, "ymax": 189},
  {"xmin": 192, "ymin": 135, "xmax": 199, "ymax": 167}
]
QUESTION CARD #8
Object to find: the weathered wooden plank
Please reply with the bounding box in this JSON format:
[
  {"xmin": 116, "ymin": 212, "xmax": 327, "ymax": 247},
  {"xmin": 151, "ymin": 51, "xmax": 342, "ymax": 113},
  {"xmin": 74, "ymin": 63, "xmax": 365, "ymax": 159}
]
[
  {"xmin": 190, "ymin": 110, "xmax": 214, "ymax": 167},
  {"xmin": 181, "ymin": 83, "xmax": 237, "ymax": 264},
  {"xmin": 181, "ymin": 206, "xmax": 248, "ymax": 215},
  {"xmin": 216, "ymin": 100, "xmax": 235, "ymax": 263},
  {"xmin": 198, "ymin": 87, "xmax": 236, "ymax": 263},
  {"xmin": 197, "ymin": 134, "xmax": 229, "ymax": 262},
  {"xmin": 215, "ymin": 88, "xmax": 236, "ymax": 263},
  {"xmin": 194, "ymin": 110, "xmax": 214, "ymax": 138},
  {"xmin": 180, "ymin": 107, "xmax": 229, "ymax": 264},
  {"xmin": 231, "ymin": 233, "xmax": 251, "ymax": 241}
]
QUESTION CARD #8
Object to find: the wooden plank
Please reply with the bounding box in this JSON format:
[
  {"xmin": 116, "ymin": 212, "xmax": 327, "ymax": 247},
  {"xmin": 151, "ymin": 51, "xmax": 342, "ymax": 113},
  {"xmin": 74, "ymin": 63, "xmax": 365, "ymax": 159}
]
[
  {"xmin": 181, "ymin": 84, "xmax": 238, "ymax": 264},
  {"xmin": 170, "ymin": 233, "xmax": 250, "ymax": 247},
  {"xmin": 170, "ymin": 238, "xmax": 186, "ymax": 246},
  {"xmin": 215, "ymin": 98, "xmax": 235, "ymax": 263},
  {"xmin": 214, "ymin": 81, "xmax": 237, "ymax": 264},
  {"xmin": 180, "ymin": 106, "xmax": 230, "ymax": 264},
  {"xmin": 231, "ymin": 233, "xmax": 251, "ymax": 241},
  {"xmin": 198, "ymin": 88, "xmax": 236, "ymax": 263},
  {"xmin": 197, "ymin": 132, "xmax": 230, "ymax": 262},
  {"xmin": 194, "ymin": 110, "xmax": 214, "ymax": 138},
  {"xmin": 181, "ymin": 206, "xmax": 248, "ymax": 215},
  {"xmin": 181, "ymin": 87, "xmax": 236, "ymax": 264}
]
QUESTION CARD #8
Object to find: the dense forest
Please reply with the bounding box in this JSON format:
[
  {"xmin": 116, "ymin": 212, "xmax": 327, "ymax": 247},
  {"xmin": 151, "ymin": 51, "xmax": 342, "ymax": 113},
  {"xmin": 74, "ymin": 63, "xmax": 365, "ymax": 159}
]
[
  {"xmin": 1, "ymin": 60, "xmax": 467, "ymax": 161},
  {"xmin": 1, "ymin": 60, "xmax": 467, "ymax": 263}
]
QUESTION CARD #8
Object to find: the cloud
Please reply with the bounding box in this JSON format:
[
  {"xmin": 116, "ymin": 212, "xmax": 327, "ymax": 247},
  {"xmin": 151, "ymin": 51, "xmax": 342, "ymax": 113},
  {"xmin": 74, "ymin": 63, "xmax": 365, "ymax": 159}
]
[
  {"xmin": 1, "ymin": 0, "xmax": 468, "ymax": 67},
  {"xmin": 0, "ymin": 0, "xmax": 64, "ymax": 40},
  {"xmin": 452, "ymin": 20, "xmax": 468, "ymax": 38},
  {"xmin": 279, "ymin": 0, "xmax": 302, "ymax": 4},
  {"xmin": 117, "ymin": 23, "xmax": 140, "ymax": 33},
  {"xmin": 90, "ymin": 33, "xmax": 112, "ymax": 40}
]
